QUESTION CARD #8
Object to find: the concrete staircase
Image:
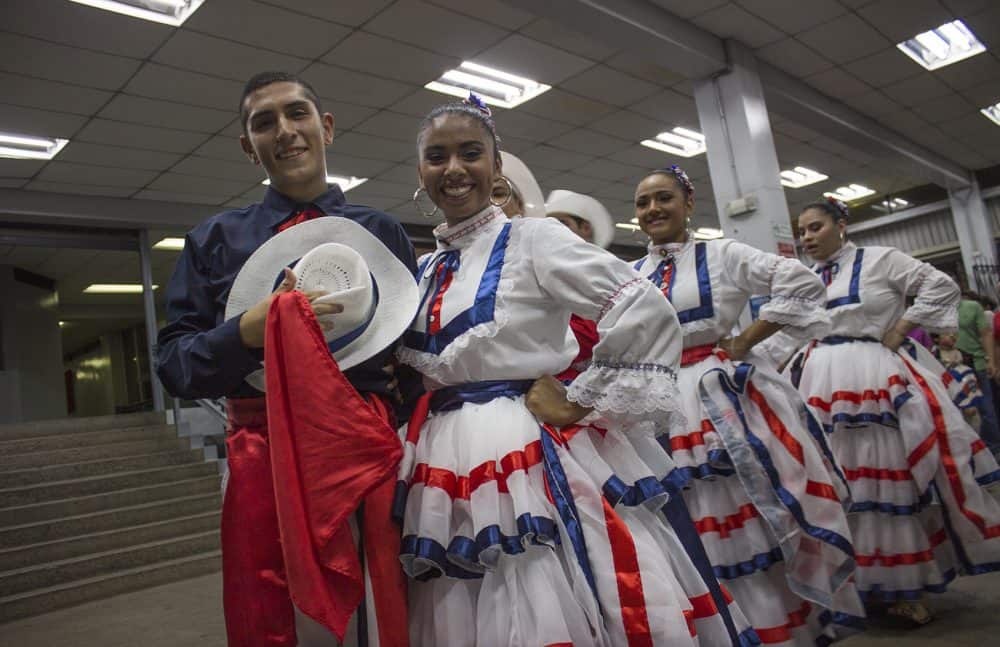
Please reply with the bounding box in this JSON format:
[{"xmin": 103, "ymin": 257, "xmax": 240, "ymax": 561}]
[{"xmin": 0, "ymin": 412, "xmax": 222, "ymax": 623}]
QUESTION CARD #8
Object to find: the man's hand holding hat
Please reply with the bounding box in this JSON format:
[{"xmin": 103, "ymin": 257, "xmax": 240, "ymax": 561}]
[{"xmin": 238, "ymin": 267, "xmax": 344, "ymax": 348}]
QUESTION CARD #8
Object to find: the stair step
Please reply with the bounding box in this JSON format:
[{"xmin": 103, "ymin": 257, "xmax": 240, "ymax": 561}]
[
  {"xmin": 0, "ymin": 424, "xmax": 178, "ymax": 455},
  {"xmin": 0, "ymin": 530, "xmax": 220, "ymax": 596},
  {"xmin": 0, "ymin": 462, "xmax": 220, "ymax": 508},
  {"xmin": 0, "ymin": 476, "xmax": 220, "ymax": 526},
  {"xmin": 0, "ymin": 511, "xmax": 219, "ymax": 571},
  {"xmin": 0, "ymin": 449, "xmax": 207, "ymax": 488},
  {"xmin": 0, "ymin": 550, "xmax": 221, "ymax": 623},
  {"xmin": 0, "ymin": 493, "xmax": 221, "ymax": 548},
  {"xmin": 0, "ymin": 412, "xmax": 165, "ymax": 441},
  {"xmin": 3, "ymin": 436, "xmax": 190, "ymax": 470}
]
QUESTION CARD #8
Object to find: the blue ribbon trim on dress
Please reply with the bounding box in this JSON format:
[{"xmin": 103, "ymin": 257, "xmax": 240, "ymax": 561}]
[
  {"xmin": 400, "ymin": 513, "xmax": 559, "ymax": 581},
  {"xmin": 975, "ymin": 468, "xmax": 1000, "ymax": 486},
  {"xmin": 933, "ymin": 482, "xmax": 1000, "ymax": 577},
  {"xmin": 821, "ymin": 248, "xmax": 864, "ymax": 310},
  {"xmin": 540, "ymin": 429, "xmax": 599, "ymax": 600},
  {"xmin": 602, "ymin": 475, "xmax": 667, "ymax": 507},
  {"xmin": 857, "ymin": 569, "xmax": 956, "ymax": 601},
  {"xmin": 815, "ymin": 610, "xmax": 867, "ymax": 647},
  {"xmin": 640, "ymin": 242, "xmax": 714, "ymax": 324},
  {"xmin": 711, "ymin": 366, "xmax": 856, "ymax": 559},
  {"xmin": 737, "ymin": 627, "xmax": 764, "ymax": 647},
  {"xmin": 712, "ymin": 546, "xmax": 785, "ymax": 580},
  {"xmin": 404, "ymin": 222, "xmax": 511, "ymax": 355},
  {"xmin": 823, "ymin": 410, "xmax": 901, "ymax": 433},
  {"xmin": 848, "ymin": 488, "xmax": 933, "ymax": 516},
  {"xmin": 429, "ymin": 379, "xmax": 534, "ymax": 412}
]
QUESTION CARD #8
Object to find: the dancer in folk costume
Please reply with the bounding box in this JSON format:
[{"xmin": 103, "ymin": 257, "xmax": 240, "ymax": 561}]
[
  {"xmin": 631, "ymin": 167, "xmax": 865, "ymax": 646},
  {"xmin": 771, "ymin": 197, "xmax": 1000, "ymax": 625},
  {"xmin": 395, "ymin": 95, "xmax": 754, "ymax": 646},
  {"xmin": 157, "ymin": 72, "xmax": 416, "ymax": 646},
  {"xmin": 546, "ymin": 189, "xmax": 758, "ymax": 644}
]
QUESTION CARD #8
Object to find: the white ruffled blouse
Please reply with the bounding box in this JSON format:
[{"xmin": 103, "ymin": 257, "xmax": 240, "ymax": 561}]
[
  {"xmin": 632, "ymin": 238, "xmax": 830, "ymax": 349},
  {"xmin": 397, "ymin": 205, "xmax": 684, "ymax": 423},
  {"xmin": 758, "ymin": 241, "xmax": 961, "ymax": 365}
]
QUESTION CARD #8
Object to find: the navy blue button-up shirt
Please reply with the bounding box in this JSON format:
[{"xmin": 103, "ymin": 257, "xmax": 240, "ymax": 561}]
[{"xmin": 156, "ymin": 186, "xmax": 417, "ymax": 400}]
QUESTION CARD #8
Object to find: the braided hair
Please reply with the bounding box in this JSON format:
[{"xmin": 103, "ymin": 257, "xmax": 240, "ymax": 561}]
[
  {"xmin": 644, "ymin": 165, "xmax": 695, "ymax": 199},
  {"xmin": 417, "ymin": 92, "xmax": 502, "ymax": 161}
]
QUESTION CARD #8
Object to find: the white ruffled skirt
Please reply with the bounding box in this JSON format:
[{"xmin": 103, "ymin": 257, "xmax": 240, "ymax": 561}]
[
  {"xmin": 397, "ymin": 393, "xmax": 751, "ymax": 646},
  {"xmin": 664, "ymin": 350, "xmax": 863, "ymax": 647},
  {"xmin": 793, "ymin": 339, "xmax": 1000, "ymax": 601}
]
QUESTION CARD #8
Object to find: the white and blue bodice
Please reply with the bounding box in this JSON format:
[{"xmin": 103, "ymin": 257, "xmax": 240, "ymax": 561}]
[
  {"xmin": 633, "ymin": 238, "xmax": 830, "ymax": 349},
  {"xmin": 812, "ymin": 242, "xmax": 959, "ymax": 337},
  {"xmin": 759, "ymin": 242, "xmax": 960, "ymax": 364},
  {"xmin": 397, "ymin": 205, "xmax": 685, "ymax": 423}
]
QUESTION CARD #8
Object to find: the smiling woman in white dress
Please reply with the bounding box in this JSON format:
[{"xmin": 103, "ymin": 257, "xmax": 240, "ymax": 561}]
[
  {"xmin": 631, "ymin": 167, "xmax": 865, "ymax": 647},
  {"xmin": 394, "ymin": 96, "xmax": 755, "ymax": 647},
  {"xmin": 769, "ymin": 198, "xmax": 1000, "ymax": 626}
]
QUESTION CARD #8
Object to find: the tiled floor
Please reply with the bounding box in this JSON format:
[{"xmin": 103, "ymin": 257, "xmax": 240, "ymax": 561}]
[{"xmin": 3, "ymin": 570, "xmax": 999, "ymax": 646}]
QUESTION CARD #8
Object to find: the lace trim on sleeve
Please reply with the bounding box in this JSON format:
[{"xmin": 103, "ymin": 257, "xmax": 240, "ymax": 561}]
[
  {"xmin": 567, "ymin": 359, "xmax": 686, "ymax": 428},
  {"xmin": 758, "ymin": 293, "xmax": 831, "ymax": 338}
]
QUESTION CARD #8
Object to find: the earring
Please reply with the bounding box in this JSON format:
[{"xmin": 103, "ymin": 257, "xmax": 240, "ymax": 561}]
[
  {"xmin": 412, "ymin": 186, "xmax": 440, "ymax": 219},
  {"xmin": 490, "ymin": 176, "xmax": 513, "ymax": 208}
]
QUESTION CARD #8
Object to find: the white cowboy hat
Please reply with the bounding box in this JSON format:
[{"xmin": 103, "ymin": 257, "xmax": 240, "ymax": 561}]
[
  {"xmin": 545, "ymin": 189, "xmax": 615, "ymax": 249},
  {"xmin": 500, "ymin": 151, "xmax": 546, "ymax": 218},
  {"xmin": 224, "ymin": 217, "xmax": 418, "ymax": 391}
]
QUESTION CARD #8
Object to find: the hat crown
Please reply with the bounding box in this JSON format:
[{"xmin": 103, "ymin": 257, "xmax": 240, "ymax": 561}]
[{"xmin": 294, "ymin": 243, "xmax": 375, "ymax": 341}]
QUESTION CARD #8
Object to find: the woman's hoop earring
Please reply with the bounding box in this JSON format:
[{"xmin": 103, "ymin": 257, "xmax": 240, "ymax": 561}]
[
  {"xmin": 490, "ymin": 176, "xmax": 513, "ymax": 208},
  {"xmin": 412, "ymin": 186, "xmax": 439, "ymax": 219}
]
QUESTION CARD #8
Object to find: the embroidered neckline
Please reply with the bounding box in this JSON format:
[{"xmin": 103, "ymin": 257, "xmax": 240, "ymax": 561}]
[
  {"xmin": 648, "ymin": 238, "xmax": 694, "ymax": 260},
  {"xmin": 434, "ymin": 205, "xmax": 506, "ymax": 247}
]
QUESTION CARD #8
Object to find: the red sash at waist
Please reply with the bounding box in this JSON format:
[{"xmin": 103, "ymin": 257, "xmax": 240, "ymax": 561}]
[{"xmin": 681, "ymin": 343, "xmax": 727, "ymax": 368}]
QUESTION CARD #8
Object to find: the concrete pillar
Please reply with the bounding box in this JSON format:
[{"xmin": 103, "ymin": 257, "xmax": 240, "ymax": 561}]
[
  {"xmin": 948, "ymin": 176, "xmax": 997, "ymax": 294},
  {"xmin": 138, "ymin": 230, "xmax": 165, "ymax": 412},
  {"xmin": 693, "ymin": 41, "xmax": 795, "ymax": 257}
]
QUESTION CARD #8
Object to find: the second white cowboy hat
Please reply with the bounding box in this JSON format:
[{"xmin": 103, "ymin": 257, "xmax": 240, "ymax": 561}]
[
  {"xmin": 545, "ymin": 190, "xmax": 615, "ymax": 249},
  {"xmin": 224, "ymin": 217, "xmax": 419, "ymax": 391},
  {"xmin": 500, "ymin": 151, "xmax": 546, "ymax": 218}
]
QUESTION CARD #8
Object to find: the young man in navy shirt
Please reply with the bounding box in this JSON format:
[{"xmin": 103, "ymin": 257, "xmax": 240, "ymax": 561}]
[{"xmin": 156, "ymin": 71, "xmax": 415, "ymax": 646}]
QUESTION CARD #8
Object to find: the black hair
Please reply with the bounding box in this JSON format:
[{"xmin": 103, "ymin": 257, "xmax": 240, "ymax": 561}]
[
  {"xmin": 643, "ymin": 165, "xmax": 694, "ymax": 198},
  {"xmin": 802, "ymin": 197, "xmax": 849, "ymax": 222},
  {"xmin": 417, "ymin": 101, "xmax": 502, "ymax": 162},
  {"xmin": 239, "ymin": 71, "xmax": 323, "ymax": 135}
]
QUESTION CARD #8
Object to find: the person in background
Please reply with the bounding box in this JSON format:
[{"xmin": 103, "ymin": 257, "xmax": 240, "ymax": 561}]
[
  {"xmin": 957, "ymin": 290, "xmax": 1000, "ymax": 455},
  {"xmin": 785, "ymin": 197, "xmax": 1000, "ymax": 626},
  {"xmin": 493, "ymin": 150, "xmax": 546, "ymax": 218},
  {"xmin": 934, "ymin": 332, "xmax": 984, "ymax": 431},
  {"xmin": 632, "ymin": 166, "xmax": 864, "ymax": 645}
]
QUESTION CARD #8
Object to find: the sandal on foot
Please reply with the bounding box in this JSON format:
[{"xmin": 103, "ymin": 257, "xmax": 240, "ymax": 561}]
[{"xmin": 887, "ymin": 600, "xmax": 934, "ymax": 626}]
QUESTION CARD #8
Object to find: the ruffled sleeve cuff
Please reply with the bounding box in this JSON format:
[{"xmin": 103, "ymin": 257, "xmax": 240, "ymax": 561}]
[
  {"xmin": 758, "ymin": 294, "xmax": 831, "ymax": 340},
  {"xmin": 567, "ymin": 359, "xmax": 687, "ymax": 429},
  {"xmin": 903, "ymin": 301, "xmax": 959, "ymax": 333}
]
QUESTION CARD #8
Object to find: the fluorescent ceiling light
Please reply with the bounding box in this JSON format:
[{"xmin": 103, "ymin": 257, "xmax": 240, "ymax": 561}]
[
  {"xmin": 153, "ymin": 237, "xmax": 185, "ymax": 250},
  {"xmin": 640, "ymin": 127, "xmax": 706, "ymax": 158},
  {"xmin": 84, "ymin": 284, "xmax": 157, "ymax": 294},
  {"xmin": 779, "ymin": 166, "xmax": 829, "ymax": 189},
  {"xmin": 0, "ymin": 132, "xmax": 69, "ymax": 160},
  {"xmin": 616, "ymin": 223, "xmax": 641, "ymax": 231},
  {"xmin": 68, "ymin": 0, "xmax": 205, "ymax": 26},
  {"xmin": 693, "ymin": 227, "xmax": 724, "ymax": 240},
  {"xmin": 873, "ymin": 197, "xmax": 910, "ymax": 213},
  {"xmin": 982, "ymin": 102, "xmax": 1000, "ymax": 126},
  {"xmin": 262, "ymin": 175, "xmax": 368, "ymax": 192},
  {"xmin": 897, "ymin": 20, "xmax": 985, "ymax": 70},
  {"xmin": 824, "ymin": 184, "xmax": 876, "ymax": 203},
  {"xmin": 425, "ymin": 61, "xmax": 551, "ymax": 109}
]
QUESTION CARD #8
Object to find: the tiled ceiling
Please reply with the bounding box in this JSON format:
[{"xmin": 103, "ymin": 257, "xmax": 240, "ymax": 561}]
[{"xmin": 0, "ymin": 0, "xmax": 997, "ymax": 253}]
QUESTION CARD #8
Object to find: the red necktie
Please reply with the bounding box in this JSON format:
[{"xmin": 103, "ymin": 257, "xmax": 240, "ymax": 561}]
[{"xmin": 276, "ymin": 207, "xmax": 324, "ymax": 233}]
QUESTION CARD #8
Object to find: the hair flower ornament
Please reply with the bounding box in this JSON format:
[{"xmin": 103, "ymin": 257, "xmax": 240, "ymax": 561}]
[{"xmin": 463, "ymin": 92, "xmax": 492, "ymax": 118}]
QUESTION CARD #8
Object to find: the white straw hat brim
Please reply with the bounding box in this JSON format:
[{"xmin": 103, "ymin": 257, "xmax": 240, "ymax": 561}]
[
  {"xmin": 501, "ymin": 151, "xmax": 546, "ymax": 218},
  {"xmin": 545, "ymin": 190, "xmax": 615, "ymax": 248},
  {"xmin": 224, "ymin": 217, "xmax": 418, "ymax": 391}
]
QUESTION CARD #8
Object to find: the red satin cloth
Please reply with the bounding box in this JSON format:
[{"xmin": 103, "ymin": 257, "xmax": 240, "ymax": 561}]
[
  {"xmin": 557, "ymin": 315, "xmax": 599, "ymax": 381},
  {"xmin": 221, "ymin": 291, "xmax": 407, "ymax": 646},
  {"xmin": 680, "ymin": 343, "xmax": 724, "ymax": 368}
]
